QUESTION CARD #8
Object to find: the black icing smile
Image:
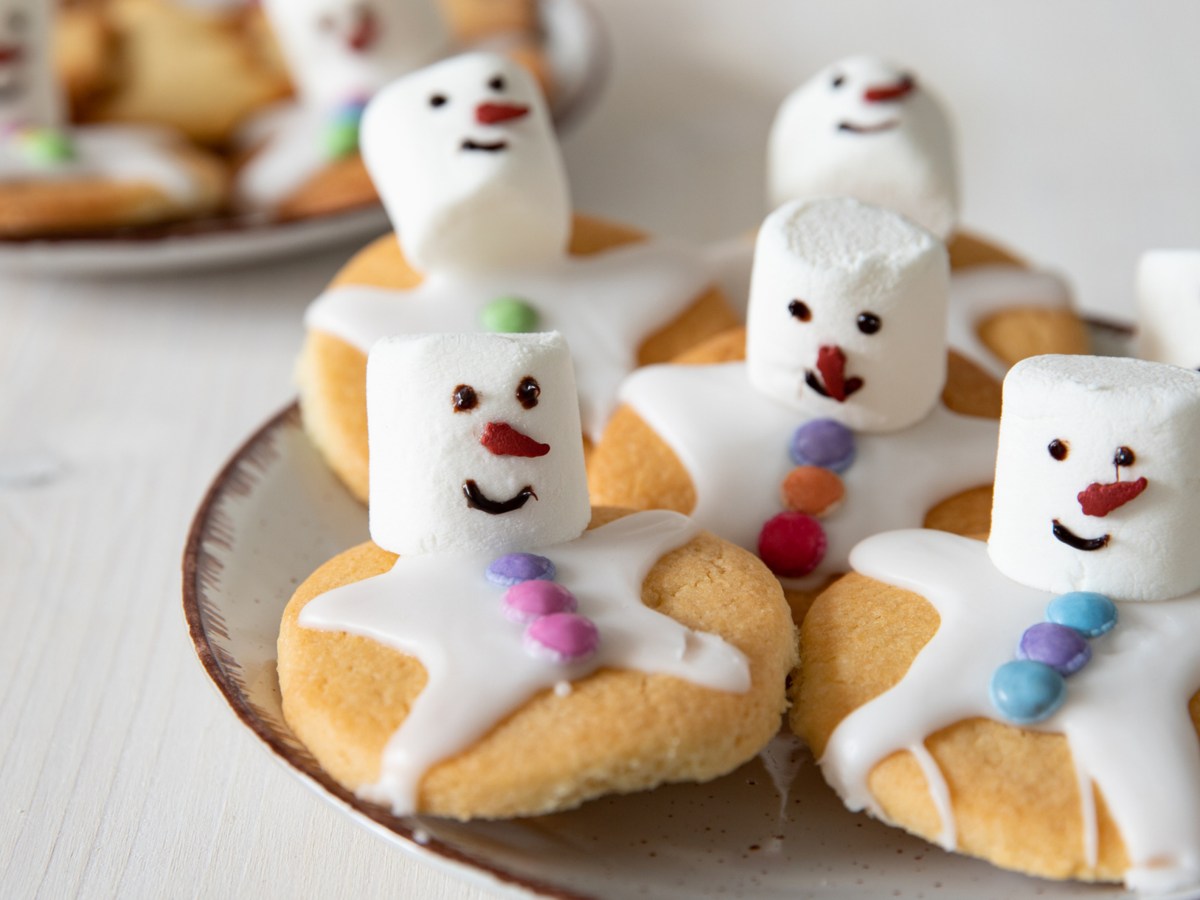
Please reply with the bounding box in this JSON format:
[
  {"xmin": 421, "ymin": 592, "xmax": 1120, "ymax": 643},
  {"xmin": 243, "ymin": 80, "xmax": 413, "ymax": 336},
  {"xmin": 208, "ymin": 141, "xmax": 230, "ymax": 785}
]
[
  {"xmin": 1051, "ymin": 519, "xmax": 1110, "ymax": 552},
  {"xmin": 461, "ymin": 139, "xmax": 508, "ymax": 153},
  {"xmin": 463, "ymin": 479, "xmax": 537, "ymax": 515},
  {"xmin": 837, "ymin": 120, "xmax": 900, "ymax": 135},
  {"xmin": 804, "ymin": 370, "xmax": 864, "ymax": 401}
]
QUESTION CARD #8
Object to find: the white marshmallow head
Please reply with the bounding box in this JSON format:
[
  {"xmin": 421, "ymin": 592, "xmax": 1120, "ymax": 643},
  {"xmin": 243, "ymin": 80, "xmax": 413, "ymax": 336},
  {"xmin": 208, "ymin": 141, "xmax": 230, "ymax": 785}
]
[
  {"xmin": 746, "ymin": 197, "xmax": 950, "ymax": 432},
  {"xmin": 988, "ymin": 355, "xmax": 1200, "ymax": 602},
  {"xmin": 766, "ymin": 55, "xmax": 959, "ymax": 240},
  {"xmin": 262, "ymin": 0, "xmax": 449, "ymax": 110},
  {"xmin": 0, "ymin": 0, "xmax": 62, "ymax": 129},
  {"xmin": 361, "ymin": 52, "xmax": 571, "ymax": 276},
  {"xmin": 367, "ymin": 331, "xmax": 591, "ymax": 557},
  {"xmin": 1136, "ymin": 250, "xmax": 1200, "ymax": 370}
]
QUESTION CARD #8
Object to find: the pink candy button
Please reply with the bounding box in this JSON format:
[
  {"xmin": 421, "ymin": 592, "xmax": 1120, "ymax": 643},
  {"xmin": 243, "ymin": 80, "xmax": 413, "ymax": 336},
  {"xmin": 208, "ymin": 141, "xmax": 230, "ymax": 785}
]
[
  {"xmin": 524, "ymin": 613, "xmax": 600, "ymax": 663},
  {"xmin": 502, "ymin": 580, "xmax": 578, "ymax": 624}
]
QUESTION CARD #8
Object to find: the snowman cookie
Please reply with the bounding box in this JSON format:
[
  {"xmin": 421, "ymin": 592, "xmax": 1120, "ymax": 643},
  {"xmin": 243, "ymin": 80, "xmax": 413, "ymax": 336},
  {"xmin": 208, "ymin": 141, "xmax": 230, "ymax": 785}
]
[
  {"xmin": 1136, "ymin": 249, "xmax": 1200, "ymax": 370},
  {"xmin": 766, "ymin": 55, "xmax": 1089, "ymax": 377},
  {"xmin": 793, "ymin": 355, "xmax": 1200, "ymax": 892},
  {"xmin": 279, "ymin": 332, "xmax": 796, "ymax": 819},
  {"xmin": 298, "ymin": 52, "xmax": 736, "ymax": 503},
  {"xmin": 590, "ymin": 198, "xmax": 1001, "ymax": 623},
  {"xmin": 0, "ymin": 0, "xmax": 227, "ymax": 237}
]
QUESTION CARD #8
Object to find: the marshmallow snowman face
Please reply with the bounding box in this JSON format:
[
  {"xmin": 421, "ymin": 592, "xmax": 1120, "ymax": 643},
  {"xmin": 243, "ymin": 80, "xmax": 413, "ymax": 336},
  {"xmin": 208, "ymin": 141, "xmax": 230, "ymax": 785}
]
[
  {"xmin": 361, "ymin": 52, "xmax": 571, "ymax": 276},
  {"xmin": 0, "ymin": 0, "xmax": 61, "ymax": 129},
  {"xmin": 262, "ymin": 0, "xmax": 449, "ymax": 110},
  {"xmin": 367, "ymin": 332, "xmax": 591, "ymax": 557},
  {"xmin": 745, "ymin": 197, "xmax": 950, "ymax": 432},
  {"xmin": 767, "ymin": 55, "xmax": 958, "ymax": 240},
  {"xmin": 989, "ymin": 355, "xmax": 1200, "ymax": 601},
  {"xmin": 1136, "ymin": 250, "xmax": 1200, "ymax": 370}
]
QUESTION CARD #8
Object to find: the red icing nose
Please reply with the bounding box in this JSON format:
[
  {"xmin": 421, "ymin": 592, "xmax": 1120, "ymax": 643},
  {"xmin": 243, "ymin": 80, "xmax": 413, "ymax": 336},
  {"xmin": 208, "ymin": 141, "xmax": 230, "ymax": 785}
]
[
  {"xmin": 0, "ymin": 45, "xmax": 23, "ymax": 64},
  {"xmin": 480, "ymin": 422, "xmax": 550, "ymax": 458},
  {"xmin": 1077, "ymin": 477, "xmax": 1148, "ymax": 517},
  {"xmin": 864, "ymin": 75, "xmax": 915, "ymax": 103},
  {"xmin": 817, "ymin": 345, "xmax": 850, "ymax": 402},
  {"xmin": 347, "ymin": 10, "xmax": 380, "ymax": 52},
  {"xmin": 476, "ymin": 102, "xmax": 530, "ymax": 125}
]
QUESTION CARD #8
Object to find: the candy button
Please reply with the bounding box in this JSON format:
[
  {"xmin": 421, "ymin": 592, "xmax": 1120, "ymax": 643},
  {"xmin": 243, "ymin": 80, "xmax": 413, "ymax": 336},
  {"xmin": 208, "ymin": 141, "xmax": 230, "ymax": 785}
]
[
  {"xmin": 324, "ymin": 119, "xmax": 360, "ymax": 159},
  {"xmin": 486, "ymin": 553, "xmax": 555, "ymax": 586},
  {"xmin": 781, "ymin": 466, "xmax": 844, "ymax": 517},
  {"xmin": 990, "ymin": 659, "xmax": 1066, "ymax": 725},
  {"xmin": 525, "ymin": 613, "xmax": 600, "ymax": 663},
  {"xmin": 1046, "ymin": 591, "xmax": 1118, "ymax": 637},
  {"xmin": 19, "ymin": 128, "xmax": 75, "ymax": 166},
  {"xmin": 1016, "ymin": 622, "xmax": 1091, "ymax": 676},
  {"xmin": 757, "ymin": 512, "xmax": 827, "ymax": 578},
  {"xmin": 790, "ymin": 419, "xmax": 856, "ymax": 473},
  {"xmin": 502, "ymin": 580, "xmax": 577, "ymax": 624},
  {"xmin": 480, "ymin": 296, "xmax": 540, "ymax": 334}
]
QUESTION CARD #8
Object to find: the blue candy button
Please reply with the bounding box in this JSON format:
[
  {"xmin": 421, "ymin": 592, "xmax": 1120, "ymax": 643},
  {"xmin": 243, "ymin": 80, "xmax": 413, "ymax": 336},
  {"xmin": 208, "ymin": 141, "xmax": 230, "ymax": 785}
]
[
  {"xmin": 1046, "ymin": 591, "xmax": 1118, "ymax": 638},
  {"xmin": 990, "ymin": 659, "xmax": 1066, "ymax": 725}
]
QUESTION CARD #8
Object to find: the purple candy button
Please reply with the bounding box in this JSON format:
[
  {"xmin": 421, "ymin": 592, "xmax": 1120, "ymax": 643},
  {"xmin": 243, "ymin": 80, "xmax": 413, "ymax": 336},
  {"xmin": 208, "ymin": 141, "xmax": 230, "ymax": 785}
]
[
  {"xmin": 502, "ymin": 581, "xmax": 577, "ymax": 624},
  {"xmin": 790, "ymin": 419, "xmax": 856, "ymax": 473},
  {"xmin": 486, "ymin": 553, "xmax": 556, "ymax": 587},
  {"xmin": 1017, "ymin": 622, "xmax": 1092, "ymax": 676},
  {"xmin": 524, "ymin": 613, "xmax": 600, "ymax": 663}
]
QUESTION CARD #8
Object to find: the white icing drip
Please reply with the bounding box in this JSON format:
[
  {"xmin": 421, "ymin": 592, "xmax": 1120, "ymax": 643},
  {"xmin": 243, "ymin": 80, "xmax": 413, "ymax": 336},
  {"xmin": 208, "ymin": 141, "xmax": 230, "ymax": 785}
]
[
  {"xmin": 306, "ymin": 240, "xmax": 716, "ymax": 440},
  {"xmin": 0, "ymin": 125, "xmax": 203, "ymax": 201},
  {"xmin": 822, "ymin": 529, "xmax": 1200, "ymax": 892},
  {"xmin": 235, "ymin": 103, "xmax": 331, "ymax": 210},
  {"xmin": 909, "ymin": 741, "xmax": 955, "ymax": 849},
  {"xmin": 1074, "ymin": 746, "xmax": 1099, "ymax": 867},
  {"xmin": 298, "ymin": 510, "xmax": 751, "ymax": 815},
  {"xmin": 616, "ymin": 362, "xmax": 998, "ymax": 581},
  {"xmin": 948, "ymin": 266, "xmax": 1073, "ymax": 378}
]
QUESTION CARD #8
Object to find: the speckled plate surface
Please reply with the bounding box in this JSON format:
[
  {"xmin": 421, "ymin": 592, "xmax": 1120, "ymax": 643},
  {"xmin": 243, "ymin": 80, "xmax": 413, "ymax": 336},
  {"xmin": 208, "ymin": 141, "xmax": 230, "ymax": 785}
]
[
  {"xmin": 0, "ymin": 0, "xmax": 606, "ymax": 277},
  {"xmin": 184, "ymin": 324, "xmax": 1143, "ymax": 899}
]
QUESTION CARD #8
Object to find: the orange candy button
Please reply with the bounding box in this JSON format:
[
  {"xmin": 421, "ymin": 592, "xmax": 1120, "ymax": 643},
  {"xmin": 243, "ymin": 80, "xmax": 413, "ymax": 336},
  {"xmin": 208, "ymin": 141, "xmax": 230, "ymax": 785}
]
[{"xmin": 781, "ymin": 466, "xmax": 845, "ymax": 517}]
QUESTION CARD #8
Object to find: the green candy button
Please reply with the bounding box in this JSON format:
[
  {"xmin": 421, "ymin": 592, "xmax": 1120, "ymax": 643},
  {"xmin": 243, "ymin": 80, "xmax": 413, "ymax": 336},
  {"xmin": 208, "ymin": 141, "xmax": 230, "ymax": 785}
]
[
  {"xmin": 324, "ymin": 119, "xmax": 360, "ymax": 160},
  {"xmin": 20, "ymin": 128, "xmax": 76, "ymax": 166},
  {"xmin": 481, "ymin": 297, "xmax": 540, "ymax": 333}
]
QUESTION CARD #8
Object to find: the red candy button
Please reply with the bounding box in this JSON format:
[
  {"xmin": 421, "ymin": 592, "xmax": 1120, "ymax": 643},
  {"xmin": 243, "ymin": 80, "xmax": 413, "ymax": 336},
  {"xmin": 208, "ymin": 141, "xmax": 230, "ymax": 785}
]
[{"xmin": 758, "ymin": 512, "xmax": 827, "ymax": 578}]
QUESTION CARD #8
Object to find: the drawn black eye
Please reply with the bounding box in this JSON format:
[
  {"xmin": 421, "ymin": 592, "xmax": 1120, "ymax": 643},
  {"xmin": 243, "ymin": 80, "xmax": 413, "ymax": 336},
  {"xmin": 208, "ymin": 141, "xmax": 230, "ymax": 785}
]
[
  {"xmin": 1114, "ymin": 446, "xmax": 1136, "ymax": 467},
  {"xmin": 488, "ymin": 75, "xmax": 506, "ymax": 92},
  {"xmin": 516, "ymin": 376, "xmax": 540, "ymax": 410},
  {"xmin": 453, "ymin": 384, "xmax": 478, "ymax": 412},
  {"xmin": 857, "ymin": 312, "xmax": 882, "ymax": 335},
  {"xmin": 788, "ymin": 299, "xmax": 812, "ymax": 322},
  {"xmin": 429, "ymin": 93, "xmax": 448, "ymax": 108},
  {"xmin": 1048, "ymin": 439, "xmax": 1069, "ymax": 461},
  {"xmin": 831, "ymin": 74, "xmax": 845, "ymax": 88}
]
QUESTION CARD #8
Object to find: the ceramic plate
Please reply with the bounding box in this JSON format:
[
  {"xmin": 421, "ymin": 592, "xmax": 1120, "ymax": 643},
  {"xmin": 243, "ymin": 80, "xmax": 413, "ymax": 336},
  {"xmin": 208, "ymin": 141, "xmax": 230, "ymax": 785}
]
[
  {"xmin": 184, "ymin": 323, "xmax": 1143, "ymax": 899},
  {"xmin": 0, "ymin": 0, "xmax": 606, "ymax": 277}
]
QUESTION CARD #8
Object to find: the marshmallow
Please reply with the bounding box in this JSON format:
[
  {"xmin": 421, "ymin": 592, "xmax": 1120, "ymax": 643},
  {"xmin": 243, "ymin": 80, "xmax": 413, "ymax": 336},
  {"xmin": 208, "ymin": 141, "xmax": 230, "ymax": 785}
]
[
  {"xmin": 361, "ymin": 52, "xmax": 571, "ymax": 275},
  {"xmin": 1136, "ymin": 250, "xmax": 1200, "ymax": 370},
  {"xmin": 0, "ymin": 0, "xmax": 63, "ymax": 130},
  {"xmin": 745, "ymin": 197, "xmax": 950, "ymax": 432},
  {"xmin": 767, "ymin": 55, "xmax": 958, "ymax": 239},
  {"xmin": 262, "ymin": 0, "xmax": 449, "ymax": 111},
  {"xmin": 989, "ymin": 355, "xmax": 1200, "ymax": 601},
  {"xmin": 367, "ymin": 331, "xmax": 591, "ymax": 556}
]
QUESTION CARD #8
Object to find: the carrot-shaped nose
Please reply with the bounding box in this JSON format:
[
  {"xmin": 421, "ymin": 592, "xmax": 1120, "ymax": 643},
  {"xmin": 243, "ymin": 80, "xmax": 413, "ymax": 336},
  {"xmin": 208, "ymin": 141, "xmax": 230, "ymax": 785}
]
[
  {"xmin": 864, "ymin": 75, "xmax": 915, "ymax": 103},
  {"xmin": 347, "ymin": 10, "xmax": 379, "ymax": 52},
  {"xmin": 1077, "ymin": 477, "xmax": 1148, "ymax": 517},
  {"xmin": 817, "ymin": 345, "xmax": 850, "ymax": 402},
  {"xmin": 0, "ymin": 45, "xmax": 23, "ymax": 64},
  {"xmin": 481, "ymin": 422, "xmax": 550, "ymax": 457},
  {"xmin": 476, "ymin": 103, "xmax": 530, "ymax": 125}
]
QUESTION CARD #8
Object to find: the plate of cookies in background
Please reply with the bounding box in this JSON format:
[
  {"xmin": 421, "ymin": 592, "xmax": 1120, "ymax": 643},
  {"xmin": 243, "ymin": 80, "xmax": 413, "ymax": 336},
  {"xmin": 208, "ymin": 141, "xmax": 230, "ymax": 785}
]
[{"xmin": 0, "ymin": 0, "xmax": 605, "ymax": 274}]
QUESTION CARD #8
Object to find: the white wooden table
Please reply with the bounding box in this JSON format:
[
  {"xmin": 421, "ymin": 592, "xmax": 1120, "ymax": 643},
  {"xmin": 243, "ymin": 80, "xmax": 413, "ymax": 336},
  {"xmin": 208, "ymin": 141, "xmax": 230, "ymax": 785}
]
[{"xmin": 4, "ymin": 2, "xmax": 1198, "ymax": 896}]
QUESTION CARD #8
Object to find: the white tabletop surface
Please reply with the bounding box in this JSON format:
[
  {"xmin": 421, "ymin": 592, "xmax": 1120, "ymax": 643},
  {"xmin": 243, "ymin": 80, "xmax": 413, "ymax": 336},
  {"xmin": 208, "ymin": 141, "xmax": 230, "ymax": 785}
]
[{"xmin": 4, "ymin": 1, "xmax": 1199, "ymax": 897}]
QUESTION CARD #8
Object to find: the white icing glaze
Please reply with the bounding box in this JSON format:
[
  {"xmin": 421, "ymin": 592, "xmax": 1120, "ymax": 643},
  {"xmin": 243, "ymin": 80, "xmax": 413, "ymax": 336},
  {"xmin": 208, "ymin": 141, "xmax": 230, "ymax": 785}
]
[
  {"xmin": 616, "ymin": 361, "xmax": 998, "ymax": 586},
  {"xmin": 1136, "ymin": 249, "xmax": 1200, "ymax": 370},
  {"xmin": 824, "ymin": 529, "xmax": 1200, "ymax": 893},
  {"xmin": 949, "ymin": 266, "xmax": 1073, "ymax": 378},
  {"xmin": 305, "ymin": 239, "xmax": 716, "ymax": 440},
  {"xmin": 298, "ymin": 510, "xmax": 751, "ymax": 814},
  {"xmin": 235, "ymin": 104, "xmax": 331, "ymax": 211},
  {"xmin": 0, "ymin": 124, "xmax": 204, "ymax": 201}
]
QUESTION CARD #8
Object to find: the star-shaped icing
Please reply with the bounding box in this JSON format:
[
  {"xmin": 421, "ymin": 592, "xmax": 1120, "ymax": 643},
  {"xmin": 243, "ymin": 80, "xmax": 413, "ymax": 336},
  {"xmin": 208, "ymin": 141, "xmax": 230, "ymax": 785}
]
[
  {"xmin": 304, "ymin": 240, "xmax": 716, "ymax": 439},
  {"xmin": 825, "ymin": 529, "xmax": 1200, "ymax": 892},
  {"xmin": 298, "ymin": 510, "xmax": 750, "ymax": 815},
  {"xmin": 617, "ymin": 362, "xmax": 998, "ymax": 586}
]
